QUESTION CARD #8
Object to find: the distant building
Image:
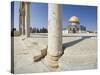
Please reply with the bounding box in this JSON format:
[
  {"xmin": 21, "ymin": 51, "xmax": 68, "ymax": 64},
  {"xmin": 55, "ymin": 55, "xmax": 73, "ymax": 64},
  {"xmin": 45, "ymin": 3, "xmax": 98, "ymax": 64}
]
[{"xmin": 63, "ymin": 16, "xmax": 86, "ymax": 34}]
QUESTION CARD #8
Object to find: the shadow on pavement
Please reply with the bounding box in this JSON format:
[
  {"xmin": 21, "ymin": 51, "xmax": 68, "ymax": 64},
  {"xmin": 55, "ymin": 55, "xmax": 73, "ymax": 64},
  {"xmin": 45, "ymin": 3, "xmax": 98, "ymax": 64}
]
[{"xmin": 62, "ymin": 36, "xmax": 92, "ymax": 51}]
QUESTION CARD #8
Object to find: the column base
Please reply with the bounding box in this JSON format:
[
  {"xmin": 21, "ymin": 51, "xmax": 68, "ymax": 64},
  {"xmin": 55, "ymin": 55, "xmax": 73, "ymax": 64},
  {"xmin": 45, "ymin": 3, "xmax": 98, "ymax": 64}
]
[{"xmin": 45, "ymin": 54, "xmax": 60, "ymax": 68}]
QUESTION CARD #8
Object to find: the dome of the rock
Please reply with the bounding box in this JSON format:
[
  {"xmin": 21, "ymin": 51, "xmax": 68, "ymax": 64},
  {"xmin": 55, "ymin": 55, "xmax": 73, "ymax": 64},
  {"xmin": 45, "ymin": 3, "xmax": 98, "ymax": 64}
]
[{"xmin": 69, "ymin": 16, "xmax": 80, "ymax": 24}]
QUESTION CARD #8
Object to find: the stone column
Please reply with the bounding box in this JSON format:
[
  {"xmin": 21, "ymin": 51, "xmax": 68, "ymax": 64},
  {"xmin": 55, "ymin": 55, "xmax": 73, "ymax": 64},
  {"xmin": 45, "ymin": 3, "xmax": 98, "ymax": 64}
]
[
  {"xmin": 46, "ymin": 4, "xmax": 62, "ymax": 68},
  {"xmin": 21, "ymin": 13, "xmax": 25, "ymax": 35},
  {"xmin": 19, "ymin": 2, "xmax": 22, "ymax": 35},
  {"xmin": 25, "ymin": 2, "xmax": 30, "ymax": 37},
  {"xmin": 19, "ymin": 10, "xmax": 22, "ymax": 35},
  {"xmin": 20, "ymin": 2, "xmax": 25, "ymax": 36}
]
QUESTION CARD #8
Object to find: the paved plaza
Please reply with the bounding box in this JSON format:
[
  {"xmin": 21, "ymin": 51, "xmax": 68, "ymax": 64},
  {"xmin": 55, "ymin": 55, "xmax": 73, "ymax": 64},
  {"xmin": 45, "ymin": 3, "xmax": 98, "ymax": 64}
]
[{"xmin": 13, "ymin": 33, "xmax": 97, "ymax": 74}]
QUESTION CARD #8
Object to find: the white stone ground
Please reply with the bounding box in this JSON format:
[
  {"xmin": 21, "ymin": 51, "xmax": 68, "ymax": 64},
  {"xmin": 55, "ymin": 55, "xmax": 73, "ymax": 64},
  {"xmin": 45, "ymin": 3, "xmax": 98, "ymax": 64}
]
[{"xmin": 13, "ymin": 33, "xmax": 97, "ymax": 74}]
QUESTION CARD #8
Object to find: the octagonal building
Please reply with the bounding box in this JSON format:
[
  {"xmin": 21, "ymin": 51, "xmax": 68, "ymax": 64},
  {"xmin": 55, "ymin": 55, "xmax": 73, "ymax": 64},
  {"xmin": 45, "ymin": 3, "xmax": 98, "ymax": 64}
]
[{"xmin": 67, "ymin": 16, "xmax": 86, "ymax": 33}]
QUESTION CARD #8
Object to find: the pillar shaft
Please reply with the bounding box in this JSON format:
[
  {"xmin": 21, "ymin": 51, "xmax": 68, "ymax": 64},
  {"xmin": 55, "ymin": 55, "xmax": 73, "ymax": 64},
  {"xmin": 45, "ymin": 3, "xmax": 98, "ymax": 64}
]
[
  {"xmin": 19, "ymin": 2, "xmax": 22, "ymax": 35},
  {"xmin": 46, "ymin": 4, "xmax": 62, "ymax": 68},
  {"xmin": 22, "ymin": 13, "xmax": 25, "ymax": 35},
  {"xmin": 19, "ymin": 10, "xmax": 22, "ymax": 35},
  {"xmin": 20, "ymin": 2, "xmax": 25, "ymax": 35},
  {"xmin": 25, "ymin": 2, "xmax": 30, "ymax": 37},
  {"xmin": 48, "ymin": 4, "xmax": 62, "ymax": 56}
]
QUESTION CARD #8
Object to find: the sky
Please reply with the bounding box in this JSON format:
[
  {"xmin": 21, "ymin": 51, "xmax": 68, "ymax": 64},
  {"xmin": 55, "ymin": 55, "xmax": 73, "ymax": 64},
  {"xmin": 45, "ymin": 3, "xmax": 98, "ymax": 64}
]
[{"xmin": 12, "ymin": 1, "xmax": 97, "ymax": 32}]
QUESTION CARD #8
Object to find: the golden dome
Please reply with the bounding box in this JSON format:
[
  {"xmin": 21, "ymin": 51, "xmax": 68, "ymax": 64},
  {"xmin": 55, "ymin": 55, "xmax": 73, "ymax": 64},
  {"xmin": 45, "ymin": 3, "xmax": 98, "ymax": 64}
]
[{"xmin": 69, "ymin": 16, "xmax": 80, "ymax": 23}]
